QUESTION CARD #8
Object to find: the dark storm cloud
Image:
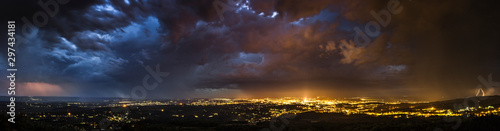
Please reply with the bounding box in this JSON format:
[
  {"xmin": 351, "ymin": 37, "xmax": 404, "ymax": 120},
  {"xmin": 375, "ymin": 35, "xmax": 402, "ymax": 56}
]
[{"xmin": 2, "ymin": 0, "xmax": 499, "ymax": 99}]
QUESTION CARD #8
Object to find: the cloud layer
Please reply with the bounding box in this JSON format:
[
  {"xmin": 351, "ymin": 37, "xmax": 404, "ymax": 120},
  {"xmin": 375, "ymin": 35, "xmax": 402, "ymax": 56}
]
[{"xmin": 1, "ymin": 0, "xmax": 500, "ymax": 100}]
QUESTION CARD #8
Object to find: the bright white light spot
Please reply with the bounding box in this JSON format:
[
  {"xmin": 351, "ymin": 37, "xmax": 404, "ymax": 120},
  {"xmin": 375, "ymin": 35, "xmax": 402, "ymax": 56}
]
[
  {"xmin": 94, "ymin": 4, "xmax": 120, "ymax": 15},
  {"xmin": 290, "ymin": 18, "xmax": 304, "ymax": 25},
  {"xmin": 236, "ymin": 0, "xmax": 253, "ymax": 13},
  {"xmin": 271, "ymin": 11, "xmax": 278, "ymax": 18},
  {"xmin": 124, "ymin": 0, "xmax": 130, "ymax": 5},
  {"xmin": 61, "ymin": 37, "xmax": 77, "ymax": 50},
  {"xmin": 97, "ymin": 34, "xmax": 113, "ymax": 42}
]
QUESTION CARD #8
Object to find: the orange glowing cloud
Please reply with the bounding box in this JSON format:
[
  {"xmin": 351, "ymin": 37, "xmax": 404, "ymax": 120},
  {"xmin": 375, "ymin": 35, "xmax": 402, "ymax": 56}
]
[{"xmin": 18, "ymin": 82, "xmax": 68, "ymax": 96}]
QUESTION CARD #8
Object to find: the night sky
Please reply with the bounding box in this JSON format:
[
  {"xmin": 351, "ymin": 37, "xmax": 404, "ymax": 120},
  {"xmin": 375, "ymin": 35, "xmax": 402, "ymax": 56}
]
[{"xmin": 1, "ymin": 0, "xmax": 500, "ymax": 100}]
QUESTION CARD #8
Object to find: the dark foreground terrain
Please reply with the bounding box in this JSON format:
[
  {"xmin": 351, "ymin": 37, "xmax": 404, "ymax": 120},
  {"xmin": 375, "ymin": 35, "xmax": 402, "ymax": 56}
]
[{"xmin": 2, "ymin": 113, "xmax": 500, "ymax": 131}]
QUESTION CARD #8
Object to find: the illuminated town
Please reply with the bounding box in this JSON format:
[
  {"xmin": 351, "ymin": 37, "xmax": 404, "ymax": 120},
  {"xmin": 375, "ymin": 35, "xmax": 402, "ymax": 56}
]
[{"xmin": 2, "ymin": 95, "xmax": 500, "ymax": 130}]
